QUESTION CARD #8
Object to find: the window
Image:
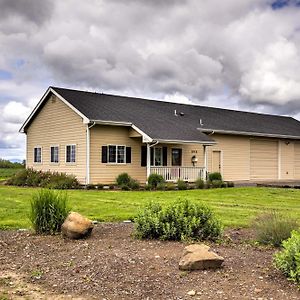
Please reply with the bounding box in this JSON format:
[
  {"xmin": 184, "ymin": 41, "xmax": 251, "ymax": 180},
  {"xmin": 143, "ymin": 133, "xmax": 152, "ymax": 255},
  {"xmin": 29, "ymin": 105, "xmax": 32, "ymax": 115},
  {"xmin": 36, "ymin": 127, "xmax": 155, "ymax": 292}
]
[
  {"xmin": 66, "ymin": 145, "xmax": 76, "ymax": 163},
  {"xmin": 108, "ymin": 145, "xmax": 126, "ymax": 163},
  {"xmin": 154, "ymin": 147, "xmax": 162, "ymax": 166},
  {"xmin": 102, "ymin": 145, "xmax": 131, "ymax": 164},
  {"xmin": 172, "ymin": 148, "xmax": 182, "ymax": 166},
  {"xmin": 50, "ymin": 146, "xmax": 59, "ymax": 163},
  {"xmin": 34, "ymin": 147, "xmax": 42, "ymax": 163}
]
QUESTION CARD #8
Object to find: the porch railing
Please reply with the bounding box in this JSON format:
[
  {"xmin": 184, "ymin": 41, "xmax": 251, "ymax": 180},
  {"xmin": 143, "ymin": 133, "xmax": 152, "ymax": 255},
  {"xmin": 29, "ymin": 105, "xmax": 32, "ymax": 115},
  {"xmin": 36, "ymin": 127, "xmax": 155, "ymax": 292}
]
[{"xmin": 150, "ymin": 166, "xmax": 205, "ymax": 182}]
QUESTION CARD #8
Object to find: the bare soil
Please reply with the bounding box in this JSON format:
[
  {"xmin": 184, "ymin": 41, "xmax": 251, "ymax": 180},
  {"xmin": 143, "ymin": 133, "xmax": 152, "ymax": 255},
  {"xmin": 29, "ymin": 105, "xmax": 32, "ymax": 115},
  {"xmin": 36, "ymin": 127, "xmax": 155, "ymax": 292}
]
[{"xmin": 0, "ymin": 223, "xmax": 299, "ymax": 300}]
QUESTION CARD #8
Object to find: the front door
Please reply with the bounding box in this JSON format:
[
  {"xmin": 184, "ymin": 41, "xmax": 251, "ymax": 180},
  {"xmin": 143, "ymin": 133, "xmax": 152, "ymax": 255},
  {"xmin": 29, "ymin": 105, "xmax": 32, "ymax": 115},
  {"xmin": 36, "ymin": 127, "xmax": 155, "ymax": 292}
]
[{"xmin": 212, "ymin": 150, "xmax": 221, "ymax": 173}]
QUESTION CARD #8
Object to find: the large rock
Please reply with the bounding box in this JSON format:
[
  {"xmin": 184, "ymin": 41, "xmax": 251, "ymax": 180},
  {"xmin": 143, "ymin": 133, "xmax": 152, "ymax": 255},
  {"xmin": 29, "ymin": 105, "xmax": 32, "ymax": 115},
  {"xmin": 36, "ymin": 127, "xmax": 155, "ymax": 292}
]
[
  {"xmin": 61, "ymin": 212, "xmax": 94, "ymax": 239},
  {"xmin": 179, "ymin": 244, "xmax": 224, "ymax": 271}
]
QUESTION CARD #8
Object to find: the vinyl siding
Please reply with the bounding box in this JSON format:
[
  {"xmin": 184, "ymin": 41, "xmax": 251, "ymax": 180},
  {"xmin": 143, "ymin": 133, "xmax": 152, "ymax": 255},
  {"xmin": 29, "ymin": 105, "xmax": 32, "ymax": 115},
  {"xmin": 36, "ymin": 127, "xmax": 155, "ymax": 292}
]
[
  {"xmin": 26, "ymin": 95, "xmax": 87, "ymax": 183},
  {"xmin": 280, "ymin": 141, "xmax": 294, "ymax": 180},
  {"xmin": 207, "ymin": 134, "xmax": 250, "ymax": 181},
  {"xmin": 294, "ymin": 142, "xmax": 300, "ymax": 179}
]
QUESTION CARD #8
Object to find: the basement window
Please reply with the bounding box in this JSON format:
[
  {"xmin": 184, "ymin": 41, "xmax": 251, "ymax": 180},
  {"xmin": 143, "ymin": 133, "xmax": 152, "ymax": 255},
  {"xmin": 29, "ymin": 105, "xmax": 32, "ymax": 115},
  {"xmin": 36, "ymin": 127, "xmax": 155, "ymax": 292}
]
[
  {"xmin": 34, "ymin": 147, "xmax": 42, "ymax": 163},
  {"xmin": 50, "ymin": 146, "xmax": 59, "ymax": 163},
  {"xmin": 66, "ymin": 145, "xmax": 76, "ymax": 163}
]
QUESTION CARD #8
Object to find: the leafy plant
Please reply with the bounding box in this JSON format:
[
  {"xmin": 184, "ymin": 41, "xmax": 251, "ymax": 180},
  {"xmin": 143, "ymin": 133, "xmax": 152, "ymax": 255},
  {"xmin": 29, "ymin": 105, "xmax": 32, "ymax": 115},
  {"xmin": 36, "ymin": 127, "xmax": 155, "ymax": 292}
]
[
  {"xmin": 30, "ymin": 189, "xmax": 70, "ymax": 235},
  {"xmin": 116, "ymin": 173, "xmax": 132, "ymax": 186},
  {"xmin": 156, "ymin": 182, "xmax": 166, "ymax": 191},
  {"xmin": 253, "ymin": 211, "xmax": 298, "ymax": 247},
  {"xmin": 134, "ymin": 200, "xmax": 222, "ymax": 241},
  {"xmin": 129, "ymin": 179, "xmax": 140, "ymax": 190},
  {"xmin": 177, "ymin": 179, "xmax": 188, "ymax": 190},
  {"xmin": 195, "ymin": 178, "xmax": 205, "ymax": 189},
  {"xmin": 211, "ymin": 180, "xmax": 224, "ymax": 188},
  {"xmin": 208, "ymin": 172, "xmax": 222, "ymax": 181},
  {"xmin": 274, "ymin": 230, "xmax": 300, "ymax": 284},
  {"xmin": 147, "ymin": 174, "xmax": 165, "ymax": 189},
  {"xmin": 227, "ymin": 181, "xmax": 235, "ymax": 188}
]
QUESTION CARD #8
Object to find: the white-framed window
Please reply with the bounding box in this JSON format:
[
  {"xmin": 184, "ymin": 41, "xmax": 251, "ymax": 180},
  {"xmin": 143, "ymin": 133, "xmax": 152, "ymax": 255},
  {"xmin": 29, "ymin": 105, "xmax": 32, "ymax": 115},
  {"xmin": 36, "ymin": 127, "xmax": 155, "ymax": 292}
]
[
  {"xmin": 34, "ymin": 147, "xmax": 42, "ymax": 163},
  {"xmin": 108, "ymin": 145, "xmax": 126, "ymax": 164},
  {"xmin": 66, "ymin": 145, "xmax": 76, "ymax": 163},
  {"xmin": 151, "ymin": 147, "xmax": 163, "ymax": 166},
  {"xmin": 50, "ymin": 146, "xmax": 59, "ymax": 163}
]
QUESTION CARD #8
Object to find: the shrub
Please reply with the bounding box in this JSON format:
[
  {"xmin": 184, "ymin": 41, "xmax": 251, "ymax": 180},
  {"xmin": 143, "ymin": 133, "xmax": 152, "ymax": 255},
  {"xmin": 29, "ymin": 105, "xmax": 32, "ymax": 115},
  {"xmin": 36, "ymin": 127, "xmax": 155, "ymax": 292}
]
[
  {"xmin": 195, "ymin": 178, "xmax": 205, "ymax": 189},
  {"xmin": 97, "ymin": 184, "xmax": 104, "ymax": 190},
  {"xmin": 253, "ymin": 211, "xmax": 298, "ymax": 247},
  {"xmin": 134, "ymin": 200, "xmax": 222, "ymax": 241},
  {"xmin": 144, "ymin": 184, "xmax": 151, "ymax": 191},
  {"xmin": 177, "ymin": 179, "xmax": 188, "ymax": 190},
  {"xmin": 30, "ymin": 189, "xmax": 69, "ymax": 235},
  {"xmin": 116, "ymin": 173, "xmax": 132, "ymax": 186},
  {"xmin": 166, "ymin": 183, "xmax": 176, "ymax": 191},
  {"xmin": 147, "ymin": 174, "xmax": 165, "ymax": 189},
  {"xmin": 227, "ymin": 181, "xmax": 235, "ymax": 188},
  {"xmin": 208, "ymin": 172, "xmax": 222, "ymax": 181},
  {"xmin": 274, "ymin": 230, "xmax": 300, "ymax": 284},
  {"xmin": 156, "ymin": 182, "xmax": 166, "ymax": 191},
  {"xmin": 211, "ymin": 180, "xmax": 223, "ymax": 188},
  {"xmin": 86, "ymin": 184, "xmax": 96, "ymax": 190},
  {"xmin": 121, "ymin": 184, "xmax": 130, "ymax": 191},
  {"xmin": 7, "ymin": 168, "xmax": 79, "ymax": 189},
  {"xmin": 129, "ymin": 179, "xmax": 140, "ymax": 190}
]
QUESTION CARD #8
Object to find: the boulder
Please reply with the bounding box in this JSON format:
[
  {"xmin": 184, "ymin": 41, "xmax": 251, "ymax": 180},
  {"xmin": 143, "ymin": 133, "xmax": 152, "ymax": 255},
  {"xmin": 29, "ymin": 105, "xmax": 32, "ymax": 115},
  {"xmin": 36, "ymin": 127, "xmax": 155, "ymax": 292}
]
[
  {"xmin": 61, "ymin": 212, "xmax": 94, "ymax": 239},
  {"xmin": 179, "ymin": 244, "xmax": 224, "ymax": 271}
]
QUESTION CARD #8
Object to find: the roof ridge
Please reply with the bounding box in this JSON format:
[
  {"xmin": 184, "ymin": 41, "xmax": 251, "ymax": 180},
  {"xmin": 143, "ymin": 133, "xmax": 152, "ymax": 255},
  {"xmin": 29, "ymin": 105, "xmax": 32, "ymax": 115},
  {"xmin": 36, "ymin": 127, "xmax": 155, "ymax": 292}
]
[{"xmin": 50, "ymin": 86, "xmax": 293, "ymax": 119}]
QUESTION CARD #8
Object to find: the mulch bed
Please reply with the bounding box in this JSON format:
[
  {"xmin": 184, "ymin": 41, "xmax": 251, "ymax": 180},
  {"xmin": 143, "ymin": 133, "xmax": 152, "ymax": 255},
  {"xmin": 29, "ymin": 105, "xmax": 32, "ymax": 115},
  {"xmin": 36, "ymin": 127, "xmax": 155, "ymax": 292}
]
[{"xmin": 0, "ymin": 223, "xmax": 299, "ymax": 299}]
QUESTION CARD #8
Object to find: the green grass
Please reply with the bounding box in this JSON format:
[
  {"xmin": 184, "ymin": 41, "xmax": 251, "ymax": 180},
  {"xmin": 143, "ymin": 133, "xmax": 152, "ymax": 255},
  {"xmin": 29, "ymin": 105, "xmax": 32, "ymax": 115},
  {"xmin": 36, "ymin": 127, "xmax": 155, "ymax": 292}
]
[
  {"xmin": 0, "ymin": 185, "xmax": 300, "ymax": 229},
  {"xmin": 0, "ymin": 168, "xmax": 23, "ymax": 181}
]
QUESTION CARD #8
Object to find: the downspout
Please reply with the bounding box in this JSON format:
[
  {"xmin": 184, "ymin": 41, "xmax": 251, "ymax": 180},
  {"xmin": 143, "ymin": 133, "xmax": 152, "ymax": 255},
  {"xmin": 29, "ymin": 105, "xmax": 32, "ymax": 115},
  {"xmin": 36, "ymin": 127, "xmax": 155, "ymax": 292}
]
[
  {"xmin": 204, "ymin": 145, "xmax": 208, "ymax": 181},
  {"xmin": 86, "ymin": 121, "xmax": 96, "ymax": 185}
]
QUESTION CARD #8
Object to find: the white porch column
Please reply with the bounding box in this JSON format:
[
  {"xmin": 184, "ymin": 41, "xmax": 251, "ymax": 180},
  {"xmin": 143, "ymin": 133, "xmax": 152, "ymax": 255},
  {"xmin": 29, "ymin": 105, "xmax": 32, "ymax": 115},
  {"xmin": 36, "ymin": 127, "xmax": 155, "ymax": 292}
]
[
  {"xmin": 146, "ymin": 143, "xmax": 151, "ymax": 182},
  {"xmin": 204, "ymin": 145, "xmax": 208, "ymax": 181},
  {"xmin": 86, "ymin": 125, "xmax": 90, "ymax": 185}
]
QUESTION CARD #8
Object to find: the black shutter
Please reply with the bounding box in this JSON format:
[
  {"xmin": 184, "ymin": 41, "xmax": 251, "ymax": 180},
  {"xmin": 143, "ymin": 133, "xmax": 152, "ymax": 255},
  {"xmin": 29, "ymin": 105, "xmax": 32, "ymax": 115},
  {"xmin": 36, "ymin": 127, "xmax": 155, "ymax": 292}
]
[
  {"xmin": 141, "ymin": 146, "xmax": 147, "ymax": 166},
  {"xmin": 126, "ymin": 147, "xmax": 131, "ymax": 163},
  {"xmin": 150, "ymin": 148, "xmax": 154, "ymax": 166},
  {"xmin": 163, "ymin": 147, "xmax": 168, "ymax": 166},
  {"xmin": 101, "ymin": 146, "xmax": 107, "ymax": 163},
  {"xmin": 178, "ymin": 148, "xmax": 182, "ymax": 166}
]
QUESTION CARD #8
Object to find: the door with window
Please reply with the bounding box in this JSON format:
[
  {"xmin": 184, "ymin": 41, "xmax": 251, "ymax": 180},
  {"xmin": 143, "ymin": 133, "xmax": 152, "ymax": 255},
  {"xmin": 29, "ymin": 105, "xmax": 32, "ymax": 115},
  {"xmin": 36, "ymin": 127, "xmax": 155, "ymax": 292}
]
[
  {"xmin": 172, "ymin": 148, "xmax": 182, "ymax": 166},
  {"xmin": 212, "ymin": 150, "xmax": 221, "ymax": 173}
]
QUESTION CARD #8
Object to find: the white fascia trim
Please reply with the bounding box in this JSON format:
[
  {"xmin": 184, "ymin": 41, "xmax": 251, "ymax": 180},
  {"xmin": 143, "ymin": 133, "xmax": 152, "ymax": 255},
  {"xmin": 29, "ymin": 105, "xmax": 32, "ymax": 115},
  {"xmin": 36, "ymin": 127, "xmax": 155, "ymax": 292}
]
[
  {"xmin": 92, "ymin": 120, "xmax": 153, "ymax": 143},
  {"xmin": 155, "ymin": 139, "xmax": 216, "ymax": 145},
  {"xmin": 19, "ymin": 87, "xmax": 90, "ymax": 133},
  {"xmin": 199, "ymin": 128, "xmax": 300, "ymax": 140}
]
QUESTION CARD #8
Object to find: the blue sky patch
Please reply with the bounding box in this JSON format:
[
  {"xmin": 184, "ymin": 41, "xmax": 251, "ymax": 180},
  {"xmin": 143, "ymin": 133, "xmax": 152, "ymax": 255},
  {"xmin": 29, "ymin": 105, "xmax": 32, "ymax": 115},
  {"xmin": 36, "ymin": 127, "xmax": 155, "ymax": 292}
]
[
  {"xmin": 272, "ymin": 0, "xmax": 300, "ymax": 9},
  {"xmin": 0, "ymin": 69, "xmax": 12, "ymax": 80}
]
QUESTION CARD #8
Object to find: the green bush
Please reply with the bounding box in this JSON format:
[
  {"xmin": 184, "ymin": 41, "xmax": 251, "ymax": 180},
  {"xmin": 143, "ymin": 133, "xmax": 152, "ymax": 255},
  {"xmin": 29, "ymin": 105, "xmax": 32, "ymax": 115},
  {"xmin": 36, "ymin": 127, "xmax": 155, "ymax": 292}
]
[
  {"xmin": 129, "ymin": 179, "xmax": 140, "ymax": 190},
  {"xmin": 177, "ymin": 179, "xmax": 188, "ymax": 190},
  {"xmin": 134, "ymin": 200, "xmax": 222, "ymax": 241},
  {"xmin": 166, "ymin": 183, "xmax": 176, "ymax": 191},
  {"xmin": 6, "ymin": 168, "xmax": 79, "ymax": 189},
  {"xmin": 30, "ymin": 189, "xmax": 70, "ymax": 235},
  {"xmin": 144, "ymin": 184, "xmax": 151, "ymax": 191},
  {"xmin": 274, "ymin": 230, "xmax": 300, "ymax": 284},
  {"xmin": 147, "ymin": 174, "xmax": 165, "ymax": 189},
  {"xmin": 208, "ymin": 172, "xmax": 222, "ymax": 181},
  {"xmin": 121, "ymin": 184, "xmax": 130, "ymax": 191},
  {"xmin": 156, "ymin": 182, "xmax": 166, "ymax": 191},
  {"xmin": 195, "ymin": 178, "xmax": 205, "ymax": 189},
  {"xmin": 253, "ymin": 211, "xmax": 298, "ymax": 247},
  {"xmin": 116, "ymin": 173, "xmax": 132, "ymax": 186},
  {"xmin": 211, "ymin": 180, "xmax": 224, "ymax": 188}
]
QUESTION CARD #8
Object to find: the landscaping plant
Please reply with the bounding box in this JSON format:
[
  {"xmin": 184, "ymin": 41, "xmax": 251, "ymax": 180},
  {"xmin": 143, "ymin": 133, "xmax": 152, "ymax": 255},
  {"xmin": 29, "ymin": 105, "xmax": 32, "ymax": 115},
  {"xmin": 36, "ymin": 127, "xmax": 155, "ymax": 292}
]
[
  {"xmin": 147, "ymin": 173, "xmax": 165, "ymax": 189},
  {"xmin": 30, "ymin": 189, "xmax": 70, "ymax": 234},
  {"xmin": 253, "ymin": 211, "xmax": 298, "ymax": 247},
  {"xmin": 177, "ymin": 179, "xmax": 188, "ymax": 190},
  {"xmin": 208, "ymin": 172, "xmax": 222, "ymax": 181},
  {"xmin": 195, "ymin": 178, "xmax": 205, "ymax": 189},
  {"xmin": 116, "ymin": 173, "xmax": 132, "ymax": 186},
  {"xmin": 134, "ymin": 200, "xmax": 222, "ymax": 241},
  {"xmin": 274, "ymin": 230, "xmax": 300, "ymax": 285}
]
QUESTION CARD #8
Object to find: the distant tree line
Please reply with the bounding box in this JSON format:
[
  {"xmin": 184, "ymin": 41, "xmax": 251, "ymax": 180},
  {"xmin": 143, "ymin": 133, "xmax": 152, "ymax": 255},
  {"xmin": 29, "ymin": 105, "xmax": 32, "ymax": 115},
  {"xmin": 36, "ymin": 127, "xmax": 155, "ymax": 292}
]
[{"xmin": 0, "ymin": 159, "xmax": 25, "ymax": 169}]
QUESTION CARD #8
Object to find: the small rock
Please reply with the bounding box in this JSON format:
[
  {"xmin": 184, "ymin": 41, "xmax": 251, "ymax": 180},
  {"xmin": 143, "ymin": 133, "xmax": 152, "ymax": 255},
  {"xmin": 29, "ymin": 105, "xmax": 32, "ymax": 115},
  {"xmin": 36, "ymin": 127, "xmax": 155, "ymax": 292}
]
[
  {"xmin": 179, "ymin": 244, "xmax": 224, "ymax": 271},
  {"xmin": 187, "ymin": 290, "xmax": 196, "ymax": 296},
  {"xmin": 61, "ymin": 212, "xmax": 94, "ymax": 239}
]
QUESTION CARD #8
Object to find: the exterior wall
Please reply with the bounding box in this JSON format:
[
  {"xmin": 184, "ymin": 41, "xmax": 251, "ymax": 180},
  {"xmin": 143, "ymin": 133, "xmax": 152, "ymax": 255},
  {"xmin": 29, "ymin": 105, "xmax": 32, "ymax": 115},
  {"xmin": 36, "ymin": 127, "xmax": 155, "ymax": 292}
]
[
  {"xmin": 90, "ymin": 125, "xmax": 146, "ymax": 184},
  {"xmin": 26, "ymin": 95, "xmax": 87, "ymax": 183},
  {"xmin": 207, "ymin": 134, "xmax": 250, "ymax": 181},
  {"xmin": 280, "ymin": 141, "xmax": 294, "ymax": 180}
]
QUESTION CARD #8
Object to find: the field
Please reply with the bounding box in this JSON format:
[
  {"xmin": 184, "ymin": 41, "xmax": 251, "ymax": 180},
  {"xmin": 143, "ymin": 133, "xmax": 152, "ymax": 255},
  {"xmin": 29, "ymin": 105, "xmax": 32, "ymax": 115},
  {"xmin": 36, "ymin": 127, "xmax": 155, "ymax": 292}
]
[
  {"xmin": 0, "ymin": 168, "xmax": 22, "ymax": 181},
  {"xmin": 1, "ymin": 185, "xmax": 300, "ymax": 229}
]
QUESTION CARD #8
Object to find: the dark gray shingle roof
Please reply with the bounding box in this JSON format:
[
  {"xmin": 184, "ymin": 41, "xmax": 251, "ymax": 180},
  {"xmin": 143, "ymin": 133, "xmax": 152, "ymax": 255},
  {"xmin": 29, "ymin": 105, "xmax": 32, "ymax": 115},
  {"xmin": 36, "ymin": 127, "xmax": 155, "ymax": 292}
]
[{"xmin": 52, "ymin": 87, "xmax": 300, "ymax": 141}]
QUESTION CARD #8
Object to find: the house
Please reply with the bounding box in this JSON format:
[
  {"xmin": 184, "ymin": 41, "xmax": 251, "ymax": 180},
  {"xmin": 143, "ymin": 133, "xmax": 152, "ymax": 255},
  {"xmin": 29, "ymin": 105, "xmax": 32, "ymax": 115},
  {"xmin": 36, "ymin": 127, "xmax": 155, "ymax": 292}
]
[{"xmin": 20, "ymin": 86, "xmax": 300, "ymax": 184}]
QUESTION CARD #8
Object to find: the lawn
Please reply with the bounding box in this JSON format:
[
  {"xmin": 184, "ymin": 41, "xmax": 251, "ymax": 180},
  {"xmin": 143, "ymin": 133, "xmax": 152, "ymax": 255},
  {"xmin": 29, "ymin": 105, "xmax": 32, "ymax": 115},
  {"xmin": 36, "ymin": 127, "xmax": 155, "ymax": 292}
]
[
  {"xmin": 0, "ymin": 168, "xmax": 23, "ymax": 181},
  {"xmin": 1, "ymin": 185, "xmax": 300, "ymax": 230}
]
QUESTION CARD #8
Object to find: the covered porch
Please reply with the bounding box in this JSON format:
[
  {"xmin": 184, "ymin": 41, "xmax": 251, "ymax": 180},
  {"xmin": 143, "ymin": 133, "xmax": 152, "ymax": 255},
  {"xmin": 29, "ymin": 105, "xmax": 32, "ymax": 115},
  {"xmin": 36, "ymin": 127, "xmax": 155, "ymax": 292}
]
[{"xmin": 143, "ymin": 141, "xmax": 213, "ymax": 183}]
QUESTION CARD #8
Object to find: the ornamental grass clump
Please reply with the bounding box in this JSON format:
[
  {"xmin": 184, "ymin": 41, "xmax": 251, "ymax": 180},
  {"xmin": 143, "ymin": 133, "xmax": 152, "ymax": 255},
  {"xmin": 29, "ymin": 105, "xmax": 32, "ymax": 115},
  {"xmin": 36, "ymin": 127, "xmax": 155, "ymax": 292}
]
[
  {"xmin": 274, "ymin": 230, "xmax": 300, "ymax": 285},
  {"xmin": 134, "ymin": 200, "xmax": 222, "ymax": 241},
  {"xmin": 30, "ymin": 189, "xmax": 70, "ymax": 235},
  {"xmin": 253, "ymin": 211, "xmax": 298, "ymax": 247}
]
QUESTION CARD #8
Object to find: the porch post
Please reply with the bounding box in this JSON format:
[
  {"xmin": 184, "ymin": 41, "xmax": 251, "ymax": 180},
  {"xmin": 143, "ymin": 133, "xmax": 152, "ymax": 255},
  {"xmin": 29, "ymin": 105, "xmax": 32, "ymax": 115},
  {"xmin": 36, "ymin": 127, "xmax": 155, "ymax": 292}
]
[
  {"xmin": 204, "ymin": 145, "xmax": 208, "ymax": 181},
  {"xmin": 146, "ymin": 143, "xmax": 151, "ymax": 182}
]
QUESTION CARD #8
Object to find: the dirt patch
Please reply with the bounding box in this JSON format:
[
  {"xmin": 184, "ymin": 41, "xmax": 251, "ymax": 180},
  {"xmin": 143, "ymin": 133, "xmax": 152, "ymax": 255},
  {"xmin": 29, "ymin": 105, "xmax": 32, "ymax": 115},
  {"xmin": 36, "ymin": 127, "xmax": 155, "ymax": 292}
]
[{"xmin": 0, "ymin": 223, "xmax": 299, "ymax": 299}]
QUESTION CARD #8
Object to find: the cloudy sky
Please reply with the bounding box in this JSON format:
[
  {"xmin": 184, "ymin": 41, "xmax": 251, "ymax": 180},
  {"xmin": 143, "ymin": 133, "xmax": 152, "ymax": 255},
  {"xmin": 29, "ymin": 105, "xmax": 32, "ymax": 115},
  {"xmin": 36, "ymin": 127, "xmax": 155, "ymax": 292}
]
[{"xmin": 1, "ymin": 0, "xmax": 300, "ymax": 160}]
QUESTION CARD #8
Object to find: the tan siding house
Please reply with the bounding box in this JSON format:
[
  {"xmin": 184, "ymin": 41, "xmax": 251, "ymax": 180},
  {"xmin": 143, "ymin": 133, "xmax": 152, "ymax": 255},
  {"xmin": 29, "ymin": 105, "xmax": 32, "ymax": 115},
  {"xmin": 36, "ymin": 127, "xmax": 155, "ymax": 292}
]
[{"xmin": 20, "ymin": 87, "xmax": 300, "ymax": 184}]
